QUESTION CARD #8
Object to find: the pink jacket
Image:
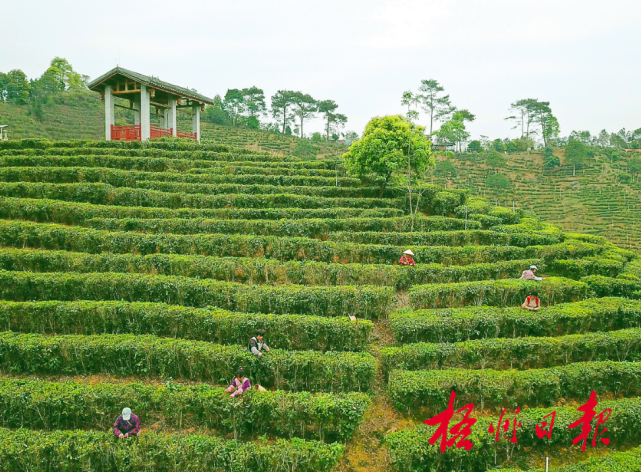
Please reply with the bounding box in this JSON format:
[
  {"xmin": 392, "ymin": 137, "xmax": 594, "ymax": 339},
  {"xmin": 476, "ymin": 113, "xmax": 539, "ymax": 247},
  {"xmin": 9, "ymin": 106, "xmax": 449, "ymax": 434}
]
[{"xmin": 225, "ymin": 377, "xmax": 251, "ymax": 397}]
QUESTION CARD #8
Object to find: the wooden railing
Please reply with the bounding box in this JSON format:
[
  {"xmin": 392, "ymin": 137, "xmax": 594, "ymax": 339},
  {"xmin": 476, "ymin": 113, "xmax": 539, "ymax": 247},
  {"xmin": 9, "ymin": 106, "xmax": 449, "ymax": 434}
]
[
  {"xmin": 177, "ymin": 130, "xmax": 197, "ymax": 140},
  {"xmin": 111, "ymin": 124, "xmax": 141, "ymax": 141},
  {"xmin": 150, "ymin": 125, "xmax": 173, "ymax": 139},
  {"xmin": 111, "ymin": 125, "xmax": 196, "ymax": 141}
]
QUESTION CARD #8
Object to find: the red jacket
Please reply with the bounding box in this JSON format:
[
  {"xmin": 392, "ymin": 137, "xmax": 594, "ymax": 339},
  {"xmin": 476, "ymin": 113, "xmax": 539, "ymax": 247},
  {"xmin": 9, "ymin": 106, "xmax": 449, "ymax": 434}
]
[{"xmin": 399, "ymin": 255, "xmax": 416, "ymax": 266}]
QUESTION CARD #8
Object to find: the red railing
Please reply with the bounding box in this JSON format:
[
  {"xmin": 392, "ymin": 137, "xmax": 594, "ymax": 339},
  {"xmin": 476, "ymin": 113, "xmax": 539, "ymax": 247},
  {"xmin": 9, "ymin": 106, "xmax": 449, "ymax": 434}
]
[
  {"xmin": 111, "ymin": 124, "xmax": 196, "ymax": 141},
  {"xmin": 177, "ymin": 130, "xmax": 197, "ymax": 140},
  {"xmin": 150, "ymin": 125, "xmax": 173, "ymax": 139},
  {"xmin": 111, "ymin": 124, "xmax": 141, "ymax": 141}
]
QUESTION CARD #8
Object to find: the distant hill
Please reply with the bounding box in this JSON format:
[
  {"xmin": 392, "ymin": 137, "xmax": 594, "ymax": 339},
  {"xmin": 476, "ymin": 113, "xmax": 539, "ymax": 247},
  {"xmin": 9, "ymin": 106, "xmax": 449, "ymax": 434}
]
[
  {"xmin": 440, "ymin": 150, "xmax": 641, "ymax": 251},
  {"xmin": 0, "ymin": 89, "xmax": 347, "ymax": 158}
]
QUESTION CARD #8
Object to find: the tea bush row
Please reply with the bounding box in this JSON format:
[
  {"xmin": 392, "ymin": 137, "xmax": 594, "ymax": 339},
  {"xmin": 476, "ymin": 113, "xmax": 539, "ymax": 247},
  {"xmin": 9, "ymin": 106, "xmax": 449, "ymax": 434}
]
[
  {"xmin": 0, "ymin": 331, "xmax": 377, "ymax": 392},
  {"xmin": 390, "ymin": 297, "xmax": 641, "ymax": 343},
  {"xmin": 0, "ymin": 300, "xmax": 372, "ymax": 351},
  {"xmin": 0, "ymin": 270, "xmax": 393, "ymax": 319},
  {"xmin": 0, "ymin": 377, "xmax": 369, "ymax": 441},
  {"xmin": 388, "ymin": 361, "xmax": 641, "ymax": 411},
  {"xmin": 0, "ymin": 428, "xmax": 344, "ymax": 472},
  {"xmin": 0, "ymin": 248, "xmax": 538, "ymax": 290},
  {"xmin": 408, "ymin": 277, "xmax": 588, "ymax": 309}
]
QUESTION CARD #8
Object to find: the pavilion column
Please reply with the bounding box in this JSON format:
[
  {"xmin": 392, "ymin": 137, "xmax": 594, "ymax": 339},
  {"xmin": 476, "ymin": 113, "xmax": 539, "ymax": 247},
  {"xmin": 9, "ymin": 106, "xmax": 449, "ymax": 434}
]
[
  {"xmin": 104, "ymin": 85, "xmax": 115, "ymax": 141},
  {"xmin": 192, "ymin": 103, "xmax": 201, "ymax": 142},
  {"xmin": 140, "ymin": 85, "xmax": 151, "ymax": 141},
  {"xmin": 133, "ymin": 98, "xmax": 140, "ymax": 125},
  {"xmin": 168, "ymin": 98, "xmax": 177, "ymax": 136}
]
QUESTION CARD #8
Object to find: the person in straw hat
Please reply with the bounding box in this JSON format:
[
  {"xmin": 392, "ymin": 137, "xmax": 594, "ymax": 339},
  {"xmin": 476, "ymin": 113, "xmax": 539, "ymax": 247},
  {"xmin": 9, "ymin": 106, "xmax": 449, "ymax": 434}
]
[
  {"xmin": 399, "ymin": 249, "xmax": 416, "ymax": 266},
  {"xmin": 113, "ymin": 407, "xmax": 140, "ymax": 441}
]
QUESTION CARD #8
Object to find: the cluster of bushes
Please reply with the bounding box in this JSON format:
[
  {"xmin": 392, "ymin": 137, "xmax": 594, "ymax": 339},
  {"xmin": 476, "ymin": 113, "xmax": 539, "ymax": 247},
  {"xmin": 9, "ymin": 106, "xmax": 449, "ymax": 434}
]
[
  {"xmin": 0, "ymin": 300, "xmax": 372, "ymax": 351},
  {"xmin": 331, "ymin": 229, "xmax": 561, "ymax": 248},
  {"xmin": 0, "ymin": 428, "xmax": 344, "ymax": 472},
  {"xmin": 0, "ymin": 270, "xmax": 393, "ymax": 319},
  {"xmin": 381, "ymin": 327, "xmax": 641, "ymax": 374},
  {"xmin": 387, "ymin": 399, "xmax": 641, "ymax": 472},
  {"xmin": 84, "ymin": 215, "xmax": 476, "ymax": 237},
  {"xmin": 550, "ymin": 257, "xmax": 625, "ymax": 278},
  {"xmin": 390, "ymin": 297, "xmax": 641, "ymax": 343},
  {"xmin": 0, "ymin": 196, "xmax": 404, "ymax": 222},
  {"xmin": 408, "ymin": 277, "xmax": 588, "ymax": 309},
  {"xmin": 0, "ymin": 248, "xmax": 540, "ymax": 290},
  {"xmin": 0, "ymin": 331, "xmax": 377, "ymax": 392},
  {"xmin": 388, "ymin": 361, "xmax": 641, "ymax": 411},
  {"xmin": 582, "ymin": 274, "xmax": 641, "ymax": 298},
  {"xmin": 0, "ymin": 182, "xmax": 398, "ymax": 210},
  {"xmin": 0, "ymin": 153, "xmax": 344, "ymax": 176},
  {"xmin": 0, "ymin": 164, "xmax": 360, "ymax": 187},
  {"xmin": 0, "ymin": 219, "xmax": 603, "ymax": 266},
  {"xmin": 0, "ymin": 377, "xmax": 369, "ymax": 441}
]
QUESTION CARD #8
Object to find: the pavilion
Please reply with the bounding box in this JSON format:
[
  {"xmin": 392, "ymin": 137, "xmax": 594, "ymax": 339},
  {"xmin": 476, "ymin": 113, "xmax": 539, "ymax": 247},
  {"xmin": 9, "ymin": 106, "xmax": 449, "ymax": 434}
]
[{"xmin": 88, "ymin": 67, "xmax": 214, "ymax": 142}]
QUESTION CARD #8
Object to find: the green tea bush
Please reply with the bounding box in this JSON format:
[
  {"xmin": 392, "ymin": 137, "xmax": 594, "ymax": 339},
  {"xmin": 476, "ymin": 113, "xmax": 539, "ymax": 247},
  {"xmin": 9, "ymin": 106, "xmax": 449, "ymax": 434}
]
[
  {"xmin": 387, "ymin": 402, "xmax": 641, "ymax": 472},
  {"xmin": 551, "ymin": 258, "xmax": 625, "ymax": 278},
  {"xmin": 0, "ymin": 428, "xmax": 344, "ymax": 472},
  {"xmin": 408, "ymin": 277, "xmax": 588, "ymax": 309},
  {"xmin": 0, "ymin": 332, "xmax": 377, "ymax": 392},
  {"xmin": 388, "ymin": 361, "xmax": 641, "ymax": 410},
  {"xmin": 390, "ymin": 297, "xmax": 641, "ymax": 343},
  {"xmin": 0, "ymin": 182, "xmax": 398, "ymax": 210},
  {"xmin": 0, "ymin": 270, "xmax": 393, "ymax": 319},
  {"xmin": 0, "ymin": 300, "xmax": 372, "ymax": 351},
  {"xmin": 0, "ymin": 219, "xmax": 603, "ymax": 266},
  {"xmin": 0, "ymin": 248, "xmax": 538, "ymax": 290},
  {"xmin": 582, "ymin": 275, "xmax": 641, "ymax": 298},
  {"xmin": 330, "ymin": 229, "xmax": 561, "ymax": 247},
  {"xmin": 0, "ymin": 196, "xmax": 403, "ymax": 222},
  {"xmin": 0, "ymin": 377, "xmax": 369, "ymax": 441},
  {"xmin": 381, "ymin": 327, "xmax": 641, "ymax": 374}
]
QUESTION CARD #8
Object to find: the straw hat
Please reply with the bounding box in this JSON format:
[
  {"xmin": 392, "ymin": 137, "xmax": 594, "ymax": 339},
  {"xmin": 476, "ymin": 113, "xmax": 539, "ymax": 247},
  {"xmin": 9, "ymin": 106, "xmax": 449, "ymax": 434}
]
[
  {"xmin": 403, "ymin": 249, "xmax": 415, "ymax": 256},
  {"xmin": 530, "ymin": 265, "xmax": 538, "ymax": 270}
]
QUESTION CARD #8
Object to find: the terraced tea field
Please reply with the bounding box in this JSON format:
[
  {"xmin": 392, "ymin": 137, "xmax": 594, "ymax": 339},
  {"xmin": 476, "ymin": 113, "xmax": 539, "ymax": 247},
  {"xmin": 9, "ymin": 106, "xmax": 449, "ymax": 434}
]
[
  {"xmin": 0, "ymin": 138, "xmax": 640, "ymax": 471},
  {"xmin": 442, "ymin": 151, "xmax": 641, "ymax": 251}
]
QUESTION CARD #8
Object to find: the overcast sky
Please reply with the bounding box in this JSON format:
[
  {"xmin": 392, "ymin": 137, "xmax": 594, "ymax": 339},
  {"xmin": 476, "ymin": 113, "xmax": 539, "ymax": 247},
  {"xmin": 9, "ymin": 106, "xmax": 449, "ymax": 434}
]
[{"xmin": 2, "ymin": 0, "xmax": 639, "ymax": 140}]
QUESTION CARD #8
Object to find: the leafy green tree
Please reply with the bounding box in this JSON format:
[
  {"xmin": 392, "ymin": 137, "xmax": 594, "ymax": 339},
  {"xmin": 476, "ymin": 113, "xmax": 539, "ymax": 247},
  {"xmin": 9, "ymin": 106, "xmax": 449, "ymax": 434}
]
[
  {"xmin": 530, "ymin": 100, "xmax": 559, "ymax": 147},
  {"xmin": 565, "ymin": 138, "xmax": 587, "ymax": 176},
  {"xmin": 343, "ymin": 131, "xmax": 359, "ymax": 145},
  {"xmin": 418, "ymin": 79, "xmax": 455, "ymax": 135},
  {"xmin": 433, "ymin": 159, "xmax": 457, "ymax": 187},
  {"xmin": 290, "ymin": 92, "xmax": 317, "ymax": 138},
  {"xmin": 47, "ymin": 57, "xmax": 87, "ymax": 90},
  {"xmin": 505, "ymin": 98, "xmax": 537, "ymax": 138},
  {"xmin": 311, "ymin": 132, "xmax": 322, "ymax": 142},
  {"xmin": 223, "ymin": 89, "xmax": 245, "ymax": 126},
  {"xmin": 434, "ymin": 118, "xmax": 469, "ymax": 151},
  {"xmin": 241, "ymin": 86, "xmax": 266, "ymax": 119},
  {"xmin": 343, "ymin": 115, "xmax": 433, "ymax": 202},
  {"xmin": 492, "ymin": 139, "xmax": 505, "ymax": 152},
  {"xmin": 271, "ymin": 90, "xmax": 297, "ymax": 134},
  {"xmin": 467, "ymin": 140, "xmax": 483, "ymax": 153},
  {"xmin": 401, "ymin": 91, "xmax": 421, "ymax": 122},
  {"xmin": 452, "ymin": 109, "xmax": 475, "ymax": 123},
  {"xmin": 203, "ymin": 95, "xmax": 230, "ymax": 125},
  {"xmin": 596, "ymin": 129, "xmax": 610, "ymax": 147},
  {"xmin": 318, "ymin": 99, "xmax": 347, "ymax": 141},
  {"xmin": 0, "ymin": 69, "xmax": 30, "ymax": 104},
  {"xmin": 629, "ymin": 157, "xmax": 641, "ymax": 181},
  {"xmin": 486, "ymin": 150, "xmax": 507, "ymax": 172},
  {"xmin": 486, "ymin": 173, "xmax": 511, "ymax": 205}
]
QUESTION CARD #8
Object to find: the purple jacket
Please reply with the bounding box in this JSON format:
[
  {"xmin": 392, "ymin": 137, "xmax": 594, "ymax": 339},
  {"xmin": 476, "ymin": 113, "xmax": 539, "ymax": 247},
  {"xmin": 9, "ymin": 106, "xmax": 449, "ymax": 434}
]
[
  {"xmin": 113, "ymin": 414, "xmax": 140, "ymax": 437},
  {"xmin": 225, "ymin": 377, "xmax": 251, "ymax": 397}
]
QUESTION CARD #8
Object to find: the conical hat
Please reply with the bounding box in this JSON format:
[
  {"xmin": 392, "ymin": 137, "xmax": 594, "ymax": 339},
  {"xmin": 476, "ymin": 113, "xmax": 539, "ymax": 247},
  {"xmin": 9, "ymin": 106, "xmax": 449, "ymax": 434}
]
[{"xmin": 403, "ymin": 249, "xmax": 414, "ymax": 256}]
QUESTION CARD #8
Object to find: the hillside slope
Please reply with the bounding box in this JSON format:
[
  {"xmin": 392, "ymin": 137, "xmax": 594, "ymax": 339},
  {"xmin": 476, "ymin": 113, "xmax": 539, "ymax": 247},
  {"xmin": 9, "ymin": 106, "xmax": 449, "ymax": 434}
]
[
  {"xmin": 0, "ymin": 138, "xmax": 640, "ymax": 471},
  {"xmin": 0, "ymin": 90, "xmax": 347, "ymax": 158},
  {"xmin": 439, "ymin": 151, "xmax": 641, "ymax": 251}
]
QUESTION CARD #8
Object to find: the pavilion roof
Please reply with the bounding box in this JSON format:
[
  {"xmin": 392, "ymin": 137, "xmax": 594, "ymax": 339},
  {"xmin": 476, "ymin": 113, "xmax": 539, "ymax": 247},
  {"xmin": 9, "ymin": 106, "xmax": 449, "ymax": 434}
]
[{"xmin": 88, "ymin": 66, "xmax": 214, "ymax": 105}]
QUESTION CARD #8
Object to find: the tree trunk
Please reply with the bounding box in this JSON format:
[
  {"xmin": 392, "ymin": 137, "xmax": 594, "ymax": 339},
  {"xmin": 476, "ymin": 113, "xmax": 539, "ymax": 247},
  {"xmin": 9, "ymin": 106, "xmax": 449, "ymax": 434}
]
[{"xmin": 573, "ymin": 164, "xmax": 576, "ymax": 177}]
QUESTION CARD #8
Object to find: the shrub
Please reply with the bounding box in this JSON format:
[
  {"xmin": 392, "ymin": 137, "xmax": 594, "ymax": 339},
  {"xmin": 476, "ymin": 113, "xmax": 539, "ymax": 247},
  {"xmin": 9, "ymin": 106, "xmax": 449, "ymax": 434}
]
[
  {"xmin": 389, "ymin": 297, "xmax": 641, "ymax": 343},
  {"xmin": 381, "ymin": 327, "xmax": 641, "ymax": 374},
  {"xmin": 388, "ymin": 361, "xmax": 641, "ymax": 411},
  {"xmin": 0, "ymin": 248, "xmax": 538, "ymax": 291},
  {"xmin": 0, "ymin": 300, "xmax": 372, "ymax": 351},
  {"xmin": 0, "ymin": 428, "xmax": 344, "ymax": 472},
  {"xmin": 387, "ymin": 402, "xmax": 641, "ymax": 472},
  {"xmin": 0, "ymin": 196, "xmax": 403, "ymax": 222},
  {"xmin": 582, "ymin": 275, "xmax": 641, "ymax": 298},
  {"xmin": 0, "ymin": 377, "xmax": 369, "ymax": 441},
  {"xmin": 0, "ymin": 270, "xmax": 393, "ymax": 319},
  {"xmin": 408, "ymin": 277, "xmax": 588, "ymax": 309},
  {"xmin": 0, "ymin": 331, "xmax": 377, "ymax": 392}
]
